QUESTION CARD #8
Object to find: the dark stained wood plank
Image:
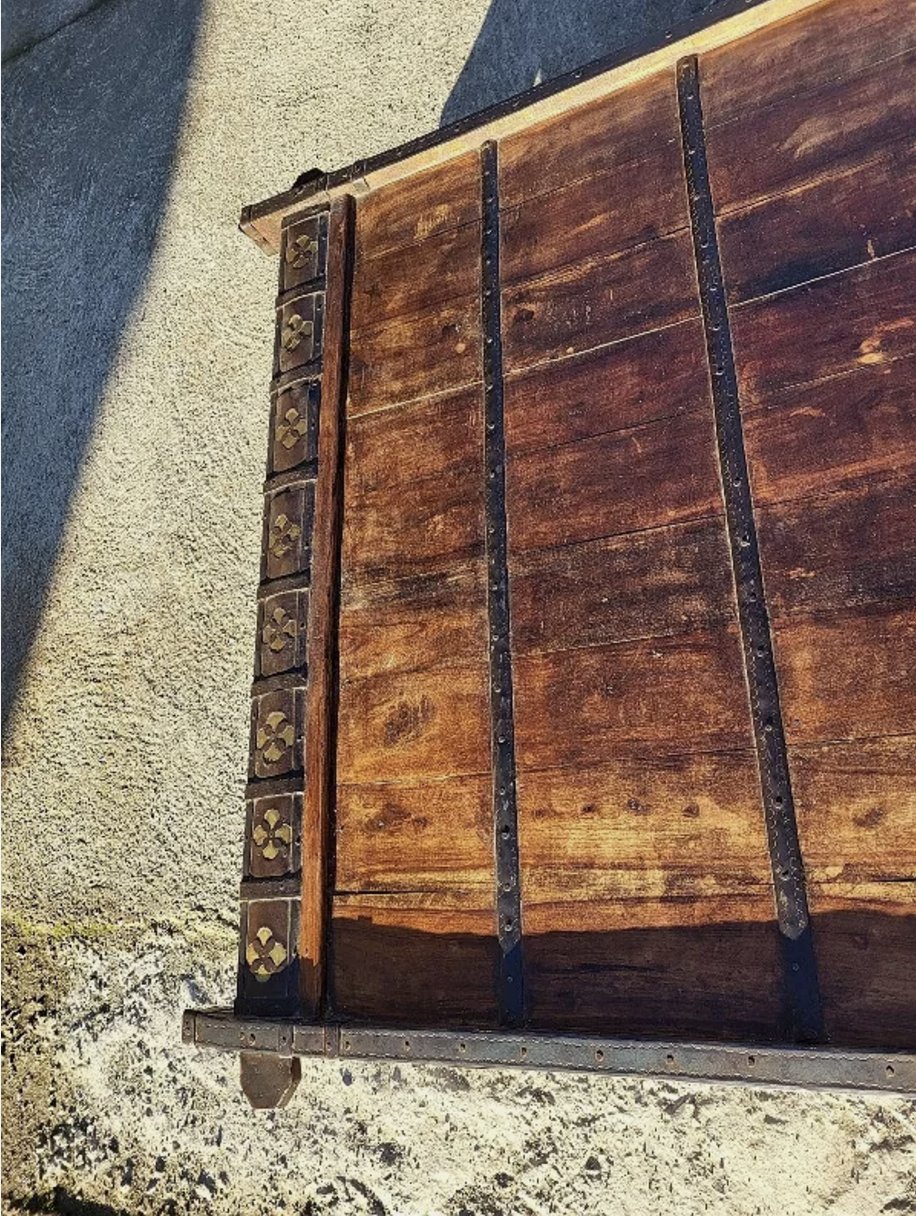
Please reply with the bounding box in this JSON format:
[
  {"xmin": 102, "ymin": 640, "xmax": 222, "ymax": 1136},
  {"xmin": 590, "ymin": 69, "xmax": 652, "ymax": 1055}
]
[
  {"xmin": 509, "ymin": 517, "xmax": 735, "ymax": 655},
  {"xmin": 524, "ymin": 895, "xmax": 782, "ymax": 1040},
  {"xmin": 791, "ymin": 737, "xmax": 916, "ymax": 882},
  {"xmin": 332, "ymin": 892, "xmax": 498, "ymax": 1026},
  {"xmin": 344, "ymin": 385, "xmax": 483, "ymax": 496},
  {"xmin": 339, "ymin": 561, "xmax": 488, "ymax": 682},
  {"xmin": 502, "ymin": 232, "xmax": 698, "ymax": 373},
  {"xmin": 756, "ymin": 478, "xmax": 916, "ymax": 617},
  {"xmin": 517, "ymin": 751, "xmax": 770, "ymax": 905},
  {"xmin": 350, "ymin": 221, "xmax": 480, "ymax": 331},
  {"xmin": 504, "ymin": 318, "xmax": 710, "ymax": 457},
  {"xmin": 337, "ymin": 664, "xmax": 490, "ymax": 784},
  {"xmin": 500, "ymin": 138, "xmax": 687, "ymax": 287},
  {"xmin": 513, "ymin": 627, "xmax": 754, "ymax": 770},
  {"xmin": 506, "ymin": 408, "xmax": 721, "ymax": 553},
  {"xmin": 775, "ymin": 605, "xmax": 916, "ymax": 744},
  {"xmin": 336, "ymin": 774, "xmax": 493, "ymax": 891},
  {"xmin": 742, "ymin": 358, "xmax": 916, "ymax": 505},
  {"xmin": 708, "ymin": 50, "xmax": 916, "ymax": 213},
  {"xmin": 730, "ymin": 250, "xmax": 916, "ymax": 404},
  {"xmin": 342, "ymin": 465, "xmax": 484, "ymax": 582},
  {"xmin": 807, "ymin": 886, "xmax": 915, "ymax": 1048},
  {"xmin": 347, "ymin": 296, "xmax": 481, "ymax": 414},
  {"xmin": 300, "ymin": 196, "xmax": 353, "ymax": 1013},
  {"xmin": 701, "ymin": 0, "xmax": 916, "ymax": 127},
  {"xmin": 499, "ymin": 70, "xmax": 679, "ymax": 207},
  {"xmin": 719, "ymin": 140, "xmax": 916, "ymax": 304},
  {"xmin": 355, "ymin": 150, "xmax": 481, "ymax": 260}
]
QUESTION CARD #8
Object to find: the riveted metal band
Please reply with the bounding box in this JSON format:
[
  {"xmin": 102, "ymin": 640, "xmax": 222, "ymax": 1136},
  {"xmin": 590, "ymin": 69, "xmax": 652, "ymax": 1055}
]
[
  {"xmin": 481, "ymin": 140, "xmax": 524, "ymax": 1026},
  {"xmin": 183, "ymin": 1011, "xmax": 916, "ymax": 1095},
  {"xmin": 677, "ymin": 56, "xmax": 824, "ymax": 1042}
]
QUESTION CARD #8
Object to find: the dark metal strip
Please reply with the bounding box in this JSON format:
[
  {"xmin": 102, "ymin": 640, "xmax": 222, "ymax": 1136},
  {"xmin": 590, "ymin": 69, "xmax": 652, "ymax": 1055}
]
[
  {"xmin": 481, "ymin": 141, "xmax": 524, "ymax": 1026},
  {"xmin": 676, "ymin": 56, "xmax": 824, "ymax": 1042},
  {"xmin": 183, "ymin": 1011, "xmax": 916, "ymax": 1095}
]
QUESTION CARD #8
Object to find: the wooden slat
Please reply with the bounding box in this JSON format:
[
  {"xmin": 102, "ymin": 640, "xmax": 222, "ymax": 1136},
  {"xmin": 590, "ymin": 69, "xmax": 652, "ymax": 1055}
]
[
  {"xmin": 500, "ymin": 137, "xmax": 687, "ymax": 287},
  {"xmin": 719, "ymin": 140, "xmax": 916, "ymax": 304},
  {"xmin": 742, "ymin": 359, "xmax": 916, "ymax": 505},
  {"xmin": 331, "ymin": 892, "xmax": 498, "ymax": 1026},
  {"xmin": 337, "ymin": 664, "xmax": 490, "ymax": 784},
  {"xmin": 708, "ymin": 49, "xmax": 916, "ymax": 213},
  {"xmin": 339, "ymin": 562, "xmax": 487, "ymax": 683},
  {"xmin": 807, "ymin": 887, "xmax": 915, "ymax": 1048},
  {"xmin": 499, "ymin": 70, "xmax": 679, "ymax": 207},
  {"xmin": 523, "ymin": 896, "xmax": 783, "ymax": 1039},
  {"xmin": 344, "ymin": 386, "xmax": 483, "ymax": 494},
  {"xmin": 517, "ymin": 752, "xmax": 771, "ymax": 903},
  {"xmin": 504, "ymin": 318, "xmax": 710, "ymax": 457},
  {"xmin": 336, "ymin": 775, "xmax": 493, "ymax": 890},
  {"xmin": 347, "ymin": 296, "xmax": 481, "ymax": 414},
  {"xmin": 506, "ymin": 408, "xmax": 721, "ymax": 553},
  {"xmin": 756, "ymin": 478, "xmax": 916, "ymax": 617},
  {"xmin": 701, "ymin": 0, "xmax": 915, "ymax": 126},
  {"xmin": 350, "ymin": 221, "xmax": 481, "ymax": 331},
  {"xmin": 354, "ymin": 150, "xmax": 481, "ymax": 260},
  {"xmin": 774, "ymin": 605, "xmax": 916, "ymax": 744},
  {"xmin": 341, "ymin": 465, "xmax": 484, "ymax": 582},
  {"xmin": 730, "ymin": 250, "xmax": 916, "ymax": 404},
  {"xmin": 502, "ymin": 231, "xmax": 698, "ymax": 373},
  {"xmin": 791, "ymin": 738, "xmax": 916, "ymax": 882},
  {"xmin": 299, "ymin": 196, "xmax": 353, "ymax": 1013},
  {"xmin": 513, "ymin": 627, "xmax": 753, "ymax": 770},
  {"xmin": 509, "ymin": 518, "xmax": 735, "ymax": 655}
]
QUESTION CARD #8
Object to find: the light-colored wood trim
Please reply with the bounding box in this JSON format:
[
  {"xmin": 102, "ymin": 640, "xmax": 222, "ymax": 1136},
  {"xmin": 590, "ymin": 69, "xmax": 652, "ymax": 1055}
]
[{"xmin": 243, "ymin": 0, "xmax": 828, "ymax": 254}]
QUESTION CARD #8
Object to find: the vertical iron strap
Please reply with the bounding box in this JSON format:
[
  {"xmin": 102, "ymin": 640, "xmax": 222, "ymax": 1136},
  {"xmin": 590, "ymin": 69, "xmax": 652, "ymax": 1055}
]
[
  {"xmin": 676, "ymin": 56, "xmax": 824, "ymax": 1042},
  {"xmin": 481, "ymin": 140, "xmax": 525, "ymax": 1025}
]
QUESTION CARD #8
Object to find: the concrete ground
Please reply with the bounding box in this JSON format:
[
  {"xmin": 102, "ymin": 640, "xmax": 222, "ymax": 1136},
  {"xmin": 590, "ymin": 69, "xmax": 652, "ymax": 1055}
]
[{"xmin": 2, "ymin": 0, "xmax": 915, "ymax": 1212}]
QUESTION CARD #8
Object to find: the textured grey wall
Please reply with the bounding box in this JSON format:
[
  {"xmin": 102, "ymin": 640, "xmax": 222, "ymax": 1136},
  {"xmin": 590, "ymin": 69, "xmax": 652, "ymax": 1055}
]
[{"xmin": 3, "ymin": 0, "xmax": 916, "ymax": 1212}]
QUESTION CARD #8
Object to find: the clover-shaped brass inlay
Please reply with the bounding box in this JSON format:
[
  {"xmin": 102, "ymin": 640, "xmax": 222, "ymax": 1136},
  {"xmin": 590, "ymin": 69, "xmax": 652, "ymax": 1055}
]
[
  {"xmin": 262, "ymin": 605, "xmax": 297, "ymax": 654},
  {"xmin": 246, "ymin": 924, "xmax": 289, "ymax": 980},
  {"xmin": 257, "ymin": 710, "xmax": 295, "ymax": 765},
  {"xmin": 268, "ymin": 512, "xmax": 302, "ymax": 559},
  {"xmin": 281, "ymin": 313, "xmax": 313, "ymax": 351},
  {"xmin": 252, "ymin": 806, "xmax": 294, "ymax": 862},
  {"xmin": 277, "ymin": 406, "xmax": 308, "ymax": 451},
  {"xmin": 286, "ymin": 234, "xmax": 318, "ymax": 269}
]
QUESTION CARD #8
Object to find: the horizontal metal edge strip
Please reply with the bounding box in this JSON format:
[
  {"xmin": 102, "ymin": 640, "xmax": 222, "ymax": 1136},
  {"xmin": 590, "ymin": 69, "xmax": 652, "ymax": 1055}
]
[
  {"xmin": 244, "ymin": 774, "xmax": 305, "ymax": 799},
  {"xmin": 251, "ymin": 671, "xmax": 307, "ymax": 697},
  {"xmin": 239, "ymin": 876, "xmax": 302, "ymax": 900},
  {"xmin": 183, "ymin": 1010, "xmax": 332, "ymax": 1058},
  {"xmin": 182, "ymin": 1012, "xmax": 915, "ymax": 1093},
  {"xmin": 265, "ymin": 464, "xmax": 318, "ymax": 494}
]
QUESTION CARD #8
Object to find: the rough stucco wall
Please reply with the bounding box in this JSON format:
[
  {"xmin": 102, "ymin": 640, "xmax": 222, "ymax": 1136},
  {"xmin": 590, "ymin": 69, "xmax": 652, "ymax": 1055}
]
[{"xmin": 2, "ymin": 0, "xmax": 915, "ymax": 1211}]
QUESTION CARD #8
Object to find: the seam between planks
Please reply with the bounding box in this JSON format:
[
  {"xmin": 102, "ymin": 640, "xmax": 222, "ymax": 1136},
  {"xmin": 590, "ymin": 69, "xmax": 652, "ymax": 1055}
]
[{"xmin": 677, "ymin": 54, "xmax": 825, "ymax": 1043}]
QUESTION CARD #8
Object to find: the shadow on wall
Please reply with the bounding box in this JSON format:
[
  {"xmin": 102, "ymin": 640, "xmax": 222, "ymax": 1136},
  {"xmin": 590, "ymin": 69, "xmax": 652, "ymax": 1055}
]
[
  {"xmin": 1, "ymin": 0, "xmax": 203, "ymax": 728},
  {"xmin": 441, "ymin": 0, "xmax": 723, "ymax": 125}
]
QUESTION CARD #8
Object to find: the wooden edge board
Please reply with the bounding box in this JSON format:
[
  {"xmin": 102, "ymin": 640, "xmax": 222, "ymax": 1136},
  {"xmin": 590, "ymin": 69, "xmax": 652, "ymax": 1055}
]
[
  {"xmin": 240, "ymin": 0, "xmax": 829, "ymax": 254},
  {"xmin": 183, "ymin": 1010, "xmax": 916, "ymax": 1097},
  {"xmin": 298, "ymin": 195, "xmax": 355, "ymax": 1013}
]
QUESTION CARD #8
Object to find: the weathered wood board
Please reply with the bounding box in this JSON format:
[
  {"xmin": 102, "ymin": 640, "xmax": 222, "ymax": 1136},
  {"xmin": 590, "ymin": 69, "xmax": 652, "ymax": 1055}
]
[{"xmin": 189, "ymin": 0, "xmax": 916, "ymax": 1104}]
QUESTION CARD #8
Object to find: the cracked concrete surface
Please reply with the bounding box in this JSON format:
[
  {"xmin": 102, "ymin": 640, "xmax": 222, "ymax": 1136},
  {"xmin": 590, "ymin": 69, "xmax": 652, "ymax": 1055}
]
[{"xmin": 2, "ymin": 0, "xmax": 916, "ymax": 1211}]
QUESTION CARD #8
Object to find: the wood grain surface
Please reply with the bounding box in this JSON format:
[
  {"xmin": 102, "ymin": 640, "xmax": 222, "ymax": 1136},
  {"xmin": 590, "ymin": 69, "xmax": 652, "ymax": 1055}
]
[
  {"xmin": 499, "ymin": 70, "xmax": 679, "ymax": 206},
  {"xmin": 701, "ymin": 0, "xmax": 916, "ymax": 125},
  {"xmin": 504, "ymin": 318, "xmax": 710, "ymax": 456}
]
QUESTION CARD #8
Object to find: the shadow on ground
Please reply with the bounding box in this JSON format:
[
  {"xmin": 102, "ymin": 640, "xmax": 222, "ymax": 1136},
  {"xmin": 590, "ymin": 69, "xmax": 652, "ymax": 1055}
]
[
  {"xmin": 441, "ymin": 0, "xmax": 723, "ymax": 124},
  {"xmin": 1, "ymin": 0, "xmax": 203, "ymax": 729}
]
